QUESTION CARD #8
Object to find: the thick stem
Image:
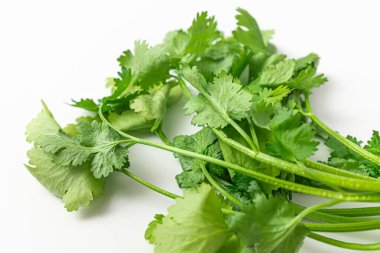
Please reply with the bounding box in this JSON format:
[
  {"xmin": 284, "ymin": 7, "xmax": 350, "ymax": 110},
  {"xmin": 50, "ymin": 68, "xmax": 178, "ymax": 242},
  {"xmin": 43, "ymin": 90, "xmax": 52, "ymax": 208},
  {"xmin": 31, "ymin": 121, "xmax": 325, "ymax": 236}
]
[
  {"xmin": 291, "ymin": 203, "xmax": 365, "ymax": 223},
  {"xmin": 214, "ymin": 130, "xmax": 380, "ymax": 193},
  {"xmin": 305, "ymin": 96, "xmax": 380, "ymax": 166},
  {"xmin": 304, "ymin": 160, "xmax": 379, "ymax": 181},
  {"xmin": 320, "ymin": 206, "xmax": 380, "ymax": 217},
  {"xmin": 308, "ymin": 232, "xmax": 380, "ymax": 250},
  {"xmin": 305, "ymin": 219, "xmax": 380, "ymax": 232},
  {"xmin": 118, "ymin": 170, "xmax": 181, "ymax": 199},
  {"xmin": 201, "ymin": 164, "xmax": 240, "ymax": 206},
  {"xmin": 133, "ymin": 137, "xmax": 380, "ymax": 202},
  {"xmin": 294, "ymin": 200, "xmax": 341, "ymax": 223}
]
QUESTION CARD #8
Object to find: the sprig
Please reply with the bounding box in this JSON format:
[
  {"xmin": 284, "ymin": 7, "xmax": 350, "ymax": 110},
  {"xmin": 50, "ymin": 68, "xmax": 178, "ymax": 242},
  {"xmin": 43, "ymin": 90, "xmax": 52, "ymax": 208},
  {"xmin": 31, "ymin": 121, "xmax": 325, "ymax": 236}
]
[{"xmin": 24, "ymin": 8, "xmax": 380, "ymax": 253}]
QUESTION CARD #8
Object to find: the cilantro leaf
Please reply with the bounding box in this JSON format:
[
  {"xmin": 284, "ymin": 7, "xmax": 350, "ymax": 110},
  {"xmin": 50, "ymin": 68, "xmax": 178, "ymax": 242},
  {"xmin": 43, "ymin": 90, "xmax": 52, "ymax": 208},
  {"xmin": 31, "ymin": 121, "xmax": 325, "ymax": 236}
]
[
  {"xmin": 26, "ymin": 101, "xmax": 61, "ymax": 143},
  {"xmin": 163, "ymin": 30, "xmax": 190, "ymax": 58},
  {"xmin": 253, "ymin": 59, "xmax": 296, "ymax": 86},
  {"xmin": 26, "ymin": 147, "xmax": 104, "ymax": 211},
  {"xmin": 184, "ymin": 69, "xmax": 252, "ymax": 128},
  {"xmin": 194, "ymin": 40, "xmax": 242, "ymax": 79},
  {"xmin": 145, "ymin": 214, "xmax": 164, "ymax": 244},
  {"xmin": 117, "ymin": 41, "xmax": 172, "ymax": 89},
  {"xmin": 294, "ymin": 53, "xmax": 320, "ymax": 72},
  {"xmin": 325, "ymin": 135, "xmax": 363, "ymax": 159},
  {"xmin": 325, "ymin": 135, "xmax": 380, "ymax": 177},
  {"xmin": 173, "ymin": 128, "xmax": 223, "ymax": 188},
  {"xmin": 109, "ymin": 67, "xmax": 133, "ymax": 99},
  {"xmin": 108, "ymin": 110, "xmax": 153, "ymax": 132},
  {"xmin": 365, "ymin": 130, "xmax": 380, "ymax": 155},
  {"xmin": 25, "ymin": 103, "xmax": 104, "ymax": 211},
  {"xmin": 71, "ymin": 98, "xmax": 99, "ymax": 112},
  {"xmin": 152, "ymin": 184, "xmax": 232, "ymax": 253},
  {"xmin": 233, "ymin": 8, "xmax": 267, "ymax": 53},
  {"xmin": 40, "ymin": 121, "xmax": 129, "ymax": 178},
  {"xmin": 286, "ymin": 66, "xmax": 327, "ymax": 93},
  {"xmin": 227, "ymin": 194, "xmax": 308, "ymax": 253},
  {"xmin": 252, "ymin": 86, "xmax": 291, "ymax": 107},
  {"xmin": 130, "ymin": 84, "xmax": 171, "ymax": 131},
  {"xmin": 185, "ymin": 12, "xmax": 219, "ymax": 55},
  {"xmin": 267, "ymin": 109, "xmax": 319, "ymax": 161}
]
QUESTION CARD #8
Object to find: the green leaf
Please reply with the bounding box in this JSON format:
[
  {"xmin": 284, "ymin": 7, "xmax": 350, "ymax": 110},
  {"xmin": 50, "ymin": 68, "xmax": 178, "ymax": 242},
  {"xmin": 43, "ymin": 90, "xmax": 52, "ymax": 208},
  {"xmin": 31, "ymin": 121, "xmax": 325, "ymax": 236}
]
[
  {"xmin": 179, "ymin": 65, "xmax": 208, "ymax": 91},
  {"xmin": 365, "ymin": 130, "xmax": 380, "ymax": 155},
  {"xmin": 249, "ymin": 85, "xmax": 291, "ymax": 129},
  {"xmin": 26, "ymin": 147, "xmax": 104, "ymax": 211},
  {"xmin": 261, "ymin": 30, "xmax": 275, "ymax": 46},
  {"xmin": 130, "ymin": 84, "xmax": 171, "ymax": 131},
  {"xmin": 294, "ymin": 53, "xmax": 320, "ymax": 72},
  {"xmin": 227, "ymin": 194, "xmax": 307, "ymax": 253},
  {"xmin": 254, "ymin": 59, "xmax": 296, "ymax": 86},
  {"xmin": 185, "ymin": 12, "xmax": 218, "ymax": 55},
  {"xmin": 173, "ymin": 128, "xmax": 222, "ymax": 188},
  {"xmin": 71, "ymin": 98, "xmax": 99, "ymax": 112},
  {"xmin": 31, "ymin": 112, "xmax": 130, "ymax": 178},
  {"xmin": 217, "ymin": 235, "xmax": 243, "ymax": 253},
  {"xmin": 267, "ymin": 109, "xmax": 319, "ymax": 161},
  {"xmin": 26, "ymin": 101, "xmax": 60, "ymax": 143},
  {"xmin": 118, "ymin": 41, "xmax": 172, "ymax": 89},
  {"xmin": 325, "ymin": 135, "xmax": 380, "ymax": 177},
  {"xmin": 184, "ymin": 70, "xmax": 252, "ymax": 128},
  {"xmin": 163, "ymin": 30, "xmax": 190, "ymax": 58},
  {"xmin": 252, "ymin": 86, "xmax": 291, "ymax": 107},
  {"xmin": 233, "ymin": 8, "xmax": 266, "ymax": 53},
  {"xmin": 108, "ymin": 110, "xmax": 153, "ymax": 132},
  {"xmin": 109, "ymin": 67, "xmax": 133, "ymax": 98},
  {"xmin": 195, "ymin": 40, "xmax": 242, "ymax": 79},
  {"xmin": 145, "ymin": 214, "xmax": 164, "ymax": 244},
  {"xmin": 286, "ymin": 66, "xmax": 327, "ymax": 93},
  {"xmin": 153, "ymin": 184, "xmax": 232, "ymax": 253}
]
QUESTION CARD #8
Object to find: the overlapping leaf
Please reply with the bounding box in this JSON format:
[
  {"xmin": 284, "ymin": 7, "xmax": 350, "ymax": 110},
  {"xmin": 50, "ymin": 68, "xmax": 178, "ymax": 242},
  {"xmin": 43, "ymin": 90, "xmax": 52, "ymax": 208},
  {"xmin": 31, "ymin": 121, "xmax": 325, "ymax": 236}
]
[
  {"xmin": 173, "ymin": 128, "xmax": 223, "ymax": 188},
  {"xmin": 183, "ymin": 69, "xmax": 252, "ymax": 128},
  {"xmin": 267, "ymin": 109, "xmax": 319, "ymax": 161},
  {"xmin": 152, "ymin": 184, "xmax": 232, "ymax": 253},
  {"xmin": 227, "ymin": 194, "xmax": 308, "ymax": 253}
]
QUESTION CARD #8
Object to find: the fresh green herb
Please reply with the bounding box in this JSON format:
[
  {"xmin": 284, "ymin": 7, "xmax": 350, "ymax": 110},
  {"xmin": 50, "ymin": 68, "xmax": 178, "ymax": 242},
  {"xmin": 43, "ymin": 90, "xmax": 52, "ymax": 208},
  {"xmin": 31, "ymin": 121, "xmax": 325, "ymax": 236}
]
[{"xmin": 25, "ymin": 9, "xmax": 380, "ymax": 252}]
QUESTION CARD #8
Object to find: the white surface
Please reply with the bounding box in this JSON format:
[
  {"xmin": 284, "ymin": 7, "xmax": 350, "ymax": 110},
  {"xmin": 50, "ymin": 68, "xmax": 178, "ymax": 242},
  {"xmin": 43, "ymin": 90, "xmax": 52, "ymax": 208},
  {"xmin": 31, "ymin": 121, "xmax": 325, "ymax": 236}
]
[{"xmin": 1, "ymin": 0, "xmax": 380, "ymax": 252}]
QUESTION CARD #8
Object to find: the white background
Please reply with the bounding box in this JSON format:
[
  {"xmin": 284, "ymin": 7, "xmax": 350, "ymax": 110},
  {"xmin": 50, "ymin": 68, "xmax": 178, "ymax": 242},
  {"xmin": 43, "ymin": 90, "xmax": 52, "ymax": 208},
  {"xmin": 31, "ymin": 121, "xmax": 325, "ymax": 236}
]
[{"xmin": 1, "ymin": 0, "xmax": 380, "ymax": 252}]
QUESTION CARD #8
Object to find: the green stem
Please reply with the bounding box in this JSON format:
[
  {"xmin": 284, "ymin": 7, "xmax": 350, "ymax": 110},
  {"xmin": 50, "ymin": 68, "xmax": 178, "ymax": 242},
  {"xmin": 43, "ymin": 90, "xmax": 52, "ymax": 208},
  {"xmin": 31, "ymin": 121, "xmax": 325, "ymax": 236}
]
[
  {"xmin": 177, "ymin": 78, "xmax": 193, "ymax": 100},
  {"xmin": 99, "ymin": 108, "xmax": 380, "ymax": 202},
  {"xmin": 227, "ymin": 118, "xmax": 258, "ymax": 152},
  {"xmin": 320, "ymin": 206, "xmax": 380, "ymax": 217},
  {"xmin": 305, "ymin": 95, "xmax": 380, "ymax": 166},
  {"xmin": 291, "ymin": 203, "xmax": 365, "ymax": 223},
  {"xmin": 308, "ymin": 232, "xmax": 380, "ymax": 250},
  {"xmin": 294, "ymin": 200, "xmax": 341, "ymax": 223},
  {"xmin": 305, "ymin": 219, "xmax": 380, "ymax": 232},
  {"xmin": 118, "ymin": 169, "xmax": 181, "ymax": 199},
  {"xmin": 154, "ymin": 127, "xmax": 173, "ymax": 146},
  {"xmin": 132, "ymin": 137, "xmax": 380, "ymax": 202},
  {"xmin": 304, "ymin": 160, "xmax": 379, "ymax": 181},
  {"xmin": 201, "ymin": 164, "xmax": 240, "ymax": 205},
  {"xmin": 247, "ymin": 116, "xmax": 260, "ymax": 150},
  {"xmin": 214, "ymin": 130, "xmax": 380, "ymax": 193}
]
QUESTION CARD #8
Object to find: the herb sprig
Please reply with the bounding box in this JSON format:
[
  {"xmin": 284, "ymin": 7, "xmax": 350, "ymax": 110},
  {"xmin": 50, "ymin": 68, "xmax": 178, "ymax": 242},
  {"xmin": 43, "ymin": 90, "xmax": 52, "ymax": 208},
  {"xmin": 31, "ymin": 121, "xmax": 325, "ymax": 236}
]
[{"xmin": 25, "ymin": 9, "xmax": 380, "ymax": 252}]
